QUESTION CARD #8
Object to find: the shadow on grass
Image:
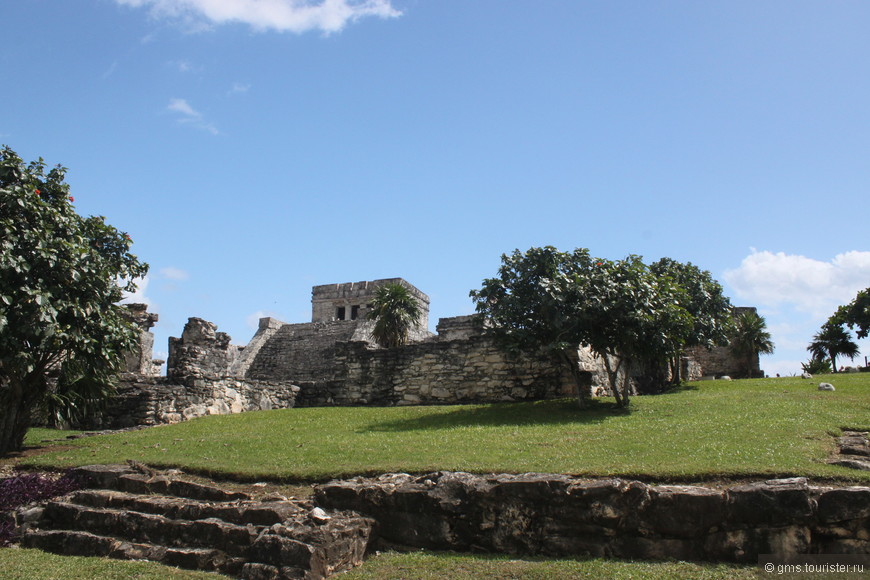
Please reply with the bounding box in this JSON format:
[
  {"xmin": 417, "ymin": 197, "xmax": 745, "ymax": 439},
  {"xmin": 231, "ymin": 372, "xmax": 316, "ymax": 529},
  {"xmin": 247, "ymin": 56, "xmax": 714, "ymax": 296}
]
[
  {"xmin": 659, "ymin": 383, "xmax": 700, "ymax": 395},
  {"xmin": 364, "ymin": 398, "xmax": 626, "ymax": 432}
]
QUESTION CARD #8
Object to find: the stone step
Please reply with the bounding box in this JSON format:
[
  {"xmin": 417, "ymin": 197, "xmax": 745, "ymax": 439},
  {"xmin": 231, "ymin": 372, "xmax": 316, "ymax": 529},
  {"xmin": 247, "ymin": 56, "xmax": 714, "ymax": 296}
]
[
  {"xmin": 72, "ymin": 464, "xmax": 250, "ymax": 502},
  {"xmin": 19, "ymin": 464, "xmax": 377, "ymax": 579},
  {"xmin": 25, "ymin": 505, "xmax": 374, "ymax": 578},
  {"xmin": 22, "ymin": 529, "xmax": 240, "ymax": 575},
  {"xmin": 70, "ymin": 489, "xmax": 306, "ymax": 526},
  {"xmin": 41, "ymin": 500, "xmax": 257, "ymax": 557}
]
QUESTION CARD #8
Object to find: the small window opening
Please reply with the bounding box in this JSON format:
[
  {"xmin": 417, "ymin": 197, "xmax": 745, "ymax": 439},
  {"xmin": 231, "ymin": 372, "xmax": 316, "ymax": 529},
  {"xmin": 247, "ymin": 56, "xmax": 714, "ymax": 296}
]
[
  {"xmin": 336, "ymin": 306, "xmax": 346, "ymax": 320},
  {"xmin": 351, "ymin": 305, "xmax": 360, "ymax": 320}
]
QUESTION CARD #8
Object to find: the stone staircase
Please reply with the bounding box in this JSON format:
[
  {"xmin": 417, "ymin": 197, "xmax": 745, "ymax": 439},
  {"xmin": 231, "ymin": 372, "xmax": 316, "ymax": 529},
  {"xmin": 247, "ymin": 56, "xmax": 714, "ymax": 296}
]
[{"xmin": 17, "ymin": 464, "xmax": 375, "ymax": 579}]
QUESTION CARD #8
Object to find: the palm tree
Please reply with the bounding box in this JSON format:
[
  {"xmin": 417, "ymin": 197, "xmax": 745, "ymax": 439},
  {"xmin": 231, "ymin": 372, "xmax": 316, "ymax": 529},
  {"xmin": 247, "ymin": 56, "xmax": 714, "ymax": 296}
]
[
  {"xmin": 807, "ymin": 322, "xmax": 859, "ymax": 373},
  {"xmin": 729, "ymin": 310, "xmax": 774, "ymax": 378},
  {"xmin": 367, "ymin": 283, "xmax": 422, "ymax": 348}
]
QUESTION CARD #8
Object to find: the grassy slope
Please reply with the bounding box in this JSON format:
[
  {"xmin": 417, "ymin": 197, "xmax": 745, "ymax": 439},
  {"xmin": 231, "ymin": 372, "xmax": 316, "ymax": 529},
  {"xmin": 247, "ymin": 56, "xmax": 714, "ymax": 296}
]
[
  {"xmin": 0, "ymin": 549, "xmax": 762, "ymax": 580},
  {"xmin": 0, "ymin": 548, "xmax": 226, "ymax": 580},
  {"xmin": 20, "ymin": 374, "xmax": 870, "ymax": 483},
  {"xmin": 10, "ymin": 374, "xmax": 869, "ymax": 579}
]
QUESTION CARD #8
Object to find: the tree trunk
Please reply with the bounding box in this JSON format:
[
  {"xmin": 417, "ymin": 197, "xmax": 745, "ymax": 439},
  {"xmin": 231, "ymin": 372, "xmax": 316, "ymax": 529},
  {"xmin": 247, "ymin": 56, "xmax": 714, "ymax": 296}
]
[
  {"xmin": 0, "ymin": 376, "xmax": 41, "ymax": 455},
  {"xmin": 667, "ymin": 354, "xmax": 682, "ymax": 386},
  {"xmin": 602, "ymin": 353, "xmax": 627, "ymax": 407},
  {"xmin": 831, "ymin": 352, "xmax": 838, "ymax": 373},
  {"xmin": 619, "ymin": 365, "xmax": 632, "ymax": 407},
  {"xmin": 558, "ymin": 349, "xmax": 591, "ymax": 409}
]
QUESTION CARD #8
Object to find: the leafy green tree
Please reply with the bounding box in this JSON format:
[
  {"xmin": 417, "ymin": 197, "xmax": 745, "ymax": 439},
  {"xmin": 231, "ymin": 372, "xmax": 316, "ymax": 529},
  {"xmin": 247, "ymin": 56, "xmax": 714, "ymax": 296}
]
[
  {"xmin": 470, "ymin": 247, "xmax": 596, "ymax": 406},
  {"xmin": 471, "ymin": 247, "xmax": 693, "ymax": 408},
  {"xmin": 807, "ymin": 322, "xmax": 859, "ymax": 373},
  {"xmin": 0, "ymin": 146, "xmax": 148, "ymax": 453},
  {"xmin": 831, "ymin": 288, "xmax": 870, "ymax": 339},
  {"xmin": 649, "ymin": 258, "xmax": 733, "ymax": 385},
  {"xmin": 728, "ymin": 310, "xmax": 774, "ymax": 378},
  {"xmin": 577, "ymin": 255, "xmax": 693, "ymax": 406},
  {"xmin": 367, "ymin": 282, "xmax": 422, "ymax": 348}
]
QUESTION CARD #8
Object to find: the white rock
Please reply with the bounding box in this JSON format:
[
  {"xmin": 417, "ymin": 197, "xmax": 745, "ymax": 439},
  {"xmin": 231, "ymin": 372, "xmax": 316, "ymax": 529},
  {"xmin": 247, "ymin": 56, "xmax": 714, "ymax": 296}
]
[
  {"xmin": 818, "ymin": 383, "xmax": 835, "ymax": 391},
  {"xmin": 310, "ymin": 507, "xmax": 331, "ymax": 522}
]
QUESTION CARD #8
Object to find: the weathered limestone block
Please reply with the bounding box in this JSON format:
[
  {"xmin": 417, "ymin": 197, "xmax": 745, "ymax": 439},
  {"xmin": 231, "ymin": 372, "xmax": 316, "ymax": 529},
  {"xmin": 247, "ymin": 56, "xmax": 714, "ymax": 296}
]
[
  {"xmin": 703, "ymin": 526, "xmax": 812, "ymax": 563},
  {"xmin": 168, "ymin": 318, "xmax": 242, "ymax": 380},
  {"xmin": 725, "ymin": 478, "xmax": 813, "ymax": 527},
  {"xmin": 641, "ymin": 485, "xmax": 725, "ymax": 538},
  {"xmin": 816, "ymin": 487, "xmax": 870, "ymax": 523},
  {"xmin": 123, "ymin": 303, "xmax": 160, "ymax": 375},
  {"xmin": 77, "ymin": 376, "xmax": 299, "ymax": 429}
]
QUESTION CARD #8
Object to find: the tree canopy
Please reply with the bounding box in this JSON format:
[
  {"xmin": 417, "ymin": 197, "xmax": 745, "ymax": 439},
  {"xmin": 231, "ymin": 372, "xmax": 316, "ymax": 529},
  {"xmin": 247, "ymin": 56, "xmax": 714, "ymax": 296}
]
[
  {"xmin": 807, "ymin": 321, "xmax": 859, "ymax": 373},
  {"xmin": 0, "ymin": 146, "xmax": 148, "ymax": 453},
  {"xmin": 831, "ymin": 288, "xmax": 870, "ymax": 340},
  {"xmin": 470, "ymin": 247, "xmax": 718, "ymax": 407},
  {"xmin": 648, "ymin": 258, "xmax": 733, "ymax": 384},
  {"xmin": 728, "ymin": 310, "xmax": 774, "ymax": 378},
  {"xmin": 366, "ymin": 282, "xmax": 422, "ymax": 348}
]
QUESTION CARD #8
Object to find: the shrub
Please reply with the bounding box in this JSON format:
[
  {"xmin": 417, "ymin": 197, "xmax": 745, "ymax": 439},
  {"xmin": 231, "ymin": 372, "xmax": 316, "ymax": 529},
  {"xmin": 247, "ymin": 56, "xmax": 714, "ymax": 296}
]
[
  {"xmin": 801, "ymin": 357, "xmax": 832, "ymax": 375},
  {"xmin": 0, "ymin": 470, "xmax": 84, "ymax": 546}
]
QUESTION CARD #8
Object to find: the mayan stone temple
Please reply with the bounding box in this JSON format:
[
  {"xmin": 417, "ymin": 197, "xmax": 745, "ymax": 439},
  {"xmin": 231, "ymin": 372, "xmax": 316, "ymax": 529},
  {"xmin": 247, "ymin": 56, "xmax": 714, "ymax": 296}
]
[{"xmin": 94, "ymin": 278, "xmax": 757, "ymax": 429}]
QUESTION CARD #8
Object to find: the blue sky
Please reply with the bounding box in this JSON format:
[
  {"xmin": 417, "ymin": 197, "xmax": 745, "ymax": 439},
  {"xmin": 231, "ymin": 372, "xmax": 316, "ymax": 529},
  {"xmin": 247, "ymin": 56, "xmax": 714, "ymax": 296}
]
[{"xmin": 3, "ymin": 1, "xmax": 869, "ymax": 377}]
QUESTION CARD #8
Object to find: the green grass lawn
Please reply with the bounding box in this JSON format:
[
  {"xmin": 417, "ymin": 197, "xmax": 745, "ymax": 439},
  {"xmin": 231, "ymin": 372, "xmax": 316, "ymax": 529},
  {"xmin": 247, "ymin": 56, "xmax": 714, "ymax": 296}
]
[
  {"xmin": 0, "ymin": 548, "xmax": 226, "ymax": 580},
  {"xmin": 0, "ymin": 548, "xmax": 764, "ymax": 580},
  {"xmin": 19, "ymin": 373, "xmax": 870, "ymax": 483}
]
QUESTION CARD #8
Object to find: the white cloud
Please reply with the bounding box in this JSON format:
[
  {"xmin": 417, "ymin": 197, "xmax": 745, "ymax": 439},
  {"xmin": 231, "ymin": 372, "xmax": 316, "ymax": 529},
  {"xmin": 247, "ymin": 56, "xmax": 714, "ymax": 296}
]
[
  {"xmin": 120, "ymin": 275, "xmax": 152, "ymax": 306},
  {"xmin": 160, "ymin": 266, "xmax": 190, "ymax": 280},
  {"xmin": 114, "ymin": 0, "xmax": 401, "ymax": 34},
  {"xmin": 723, "ymin": 249, "xmax": 870, "ymax": 317},
  {"xmin": 167, "ymin": 97, "xmax": 199, "ymax": 117},
  {"xmin": 723, "ymin": 249, "xmax": 870, "ymax": 377},
  {"xmin": 166, "ymin": 98, "xmax": 219, "ymax": 135}
]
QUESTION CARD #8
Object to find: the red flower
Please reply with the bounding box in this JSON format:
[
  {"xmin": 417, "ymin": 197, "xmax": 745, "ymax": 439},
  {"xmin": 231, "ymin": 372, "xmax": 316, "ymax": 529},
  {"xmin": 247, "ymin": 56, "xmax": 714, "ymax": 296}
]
[
  {"xmin": 35, "ymin": 189, "xmax": 40, "ymax": 196},
  {"xmin": 69, "ymin": 196, "xmax": 75, "ymax": 202}
]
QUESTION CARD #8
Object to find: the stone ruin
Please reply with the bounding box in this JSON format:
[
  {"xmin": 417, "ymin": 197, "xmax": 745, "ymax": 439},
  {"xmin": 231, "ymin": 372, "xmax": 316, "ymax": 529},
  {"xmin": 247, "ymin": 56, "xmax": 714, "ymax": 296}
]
[
  {"xmin": 96, "ymin": 278, "xmax": 757, "ymax": 429},
  {"xmin": 17, "ymin": 465, "xmax": 870, "ymax": 577},
  {"xmin": 122, "ymin": 304, "xmax": 162, "ymax": 376},
  {"xmin": 686, "ymin": 306, "xmax": 765, "ymax": 379}
]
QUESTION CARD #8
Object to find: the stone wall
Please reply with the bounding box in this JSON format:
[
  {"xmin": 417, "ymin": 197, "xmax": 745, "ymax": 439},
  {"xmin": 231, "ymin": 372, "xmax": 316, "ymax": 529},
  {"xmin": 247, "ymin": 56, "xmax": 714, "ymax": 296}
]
[
  {"xmin": 434, "ymin": 315, "xmax": 480, "ymax": 341},
  {"xmin": 244, "ymin": 320, "xmax": 375, "ymax": 382},
  {"xmin": 86, "ymin": 375, "xmax": 299, "ymax": 429},
  {"xmin": 687, "ymin": 345, "xmax": 757, "ymax": 378},
  {"xmin": 317, "ymin": 472, "xmax": 870, "ymax": 562},
  {"xmin": 167, "ymin": 318, "xmax": 243, "ymax": 380},
  {"xmin": 687, "ymin": 307, "xmax": 763, "ymax": 378},
  {"xmin": 294, "ymin": 336, "xmax": 580, "ymax": 407}
]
